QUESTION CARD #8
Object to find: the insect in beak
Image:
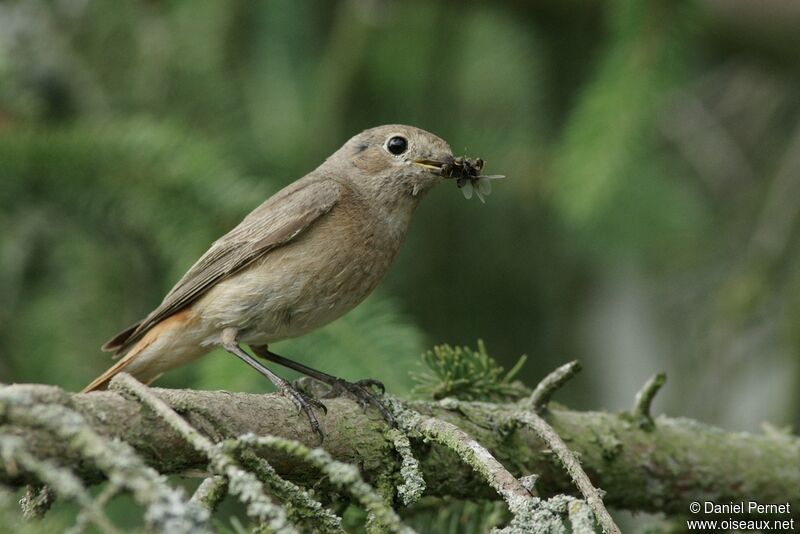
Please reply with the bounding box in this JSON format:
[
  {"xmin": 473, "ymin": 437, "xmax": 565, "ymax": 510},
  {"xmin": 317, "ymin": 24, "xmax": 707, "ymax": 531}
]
[{"xmin": 436, "ymin": 156, "xmax": 506, "ymax": 203}]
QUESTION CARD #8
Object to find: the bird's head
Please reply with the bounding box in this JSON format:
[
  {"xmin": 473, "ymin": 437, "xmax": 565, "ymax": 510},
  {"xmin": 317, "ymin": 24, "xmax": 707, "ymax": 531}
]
[{"xmin": 328, "ymin": 124, "xmax": 455, "ymax": 206}]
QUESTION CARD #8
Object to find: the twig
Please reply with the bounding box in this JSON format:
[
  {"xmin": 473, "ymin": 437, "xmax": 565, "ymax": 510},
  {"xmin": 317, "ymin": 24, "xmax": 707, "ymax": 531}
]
[
  {"xmin": 110, "ymin": 373, "xmax": 296, "ymax": 534},
  {"xmin": 110, "ymin": 375, "xmax": 216, "ymax": 453},
  {"xmin": 527, "ymin": 361, "xmax": 582, "ymax": 412},
  {"xmin": 235, "ymin": 447, "xmax": 343, "ymax": 534},
  {"xmin": 1, "ymin": 383, "xmax": 208, "ymax": 534},
  {"xmin": 525, "ymin": 361, "xmax": 618, "ymax": 531},
  {"xmin": 417, "ymin": 415, "xmax": 532, "ymax": 506},
  {"xmin": 388, "ymin": 399, "xmax": 532, "ymax": 509},
  {"xmin": 236, "ymin": 433, "xmax": 414, "ymax": 534},
  {"xmin": 189, "ymin": 476, "xmax": 227, "ymax": 513},
  {"xmin": 385, "ymin": 428, "xmax": 425, "ymax": 506},
  {"xmin": 515, "ymin": 411, "xmax": 620, "ymax": 534},
  {"xmin": 0, "ymin": 435, "xmax": 119, "ymax": 534},
  {"xmin": 70, "ymin": 482, "xmax": 120, "ymax": 534},
  {"xmin": 4, "ymin": 385, "xmax": 798, "ymax": 516},
  {"xmin": 390, "ymin": 398, "xmax": 587, "ymax": 533},
  {"xmin": 412, "ymin": 413, "xmax": 552, "ymax": 532},
  {"xmin": 631, "ymin": 373, "xmax": 667, "ymax": 430}
]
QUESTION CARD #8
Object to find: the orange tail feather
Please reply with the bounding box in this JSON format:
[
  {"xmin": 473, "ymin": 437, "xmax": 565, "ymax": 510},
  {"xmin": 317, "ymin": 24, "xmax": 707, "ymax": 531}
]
[
  {"xmin": 82, "ymin": 339, "xmax": 153, "ymax": 392},
  {"xmin": 83, "ymin": 309, "xmax": 195, "ymax": 392}
]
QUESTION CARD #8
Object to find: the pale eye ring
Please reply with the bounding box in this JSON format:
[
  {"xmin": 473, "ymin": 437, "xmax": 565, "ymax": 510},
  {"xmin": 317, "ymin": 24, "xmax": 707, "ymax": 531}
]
[{"xmin": 386, "ymin": 136, "xmax": 408, "ymax": 155}]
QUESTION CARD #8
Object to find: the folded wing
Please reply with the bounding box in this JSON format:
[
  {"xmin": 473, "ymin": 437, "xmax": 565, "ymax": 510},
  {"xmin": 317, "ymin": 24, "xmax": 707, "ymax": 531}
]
[{"xmin": 103, "ymin": 177, "xmax": 341, "ymax": 355}]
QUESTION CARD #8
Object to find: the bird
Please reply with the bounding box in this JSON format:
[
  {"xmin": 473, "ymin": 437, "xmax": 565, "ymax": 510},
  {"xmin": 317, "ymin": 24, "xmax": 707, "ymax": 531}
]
[{"xmin": 84, "ymin": 124, "xmax": 469, "ymax": 439}]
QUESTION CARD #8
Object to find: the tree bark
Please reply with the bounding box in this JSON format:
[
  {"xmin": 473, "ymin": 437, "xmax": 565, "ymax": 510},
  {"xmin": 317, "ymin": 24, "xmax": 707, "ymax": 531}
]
[{"xmin": 1, "ymin": 384, "xmax": 798, "ymax": 518}]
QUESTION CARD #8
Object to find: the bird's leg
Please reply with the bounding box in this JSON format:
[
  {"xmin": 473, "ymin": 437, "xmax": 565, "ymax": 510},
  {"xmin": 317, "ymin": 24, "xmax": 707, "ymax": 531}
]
[
  {"xmin": 250, "ymin": 344, "xmax": 396, "ymax": 427},
  {"xmin": 251, "ymin": 345, "xmax": 385, "ymax": 394},
  {"xmin": 221, "ymin": 328, "xmax": 326, "ymax": 441}
]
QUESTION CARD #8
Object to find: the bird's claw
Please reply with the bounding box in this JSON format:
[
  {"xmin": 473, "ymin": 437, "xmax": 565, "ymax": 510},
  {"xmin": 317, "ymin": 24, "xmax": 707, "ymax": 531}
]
[
  {"xmin": 322, "ymin": 378, "xmax": 396, "ymax": 427},
  {"xmin": 278, "ymin": 381, "xmax": 326, "ymax": 442},
  {"xmin": 322, "ymin": 378, "xmax": 384, "ymax": 399},
  {"xmin": 355, "ymin": 378, "xmax": 385, "ymax": 395}
]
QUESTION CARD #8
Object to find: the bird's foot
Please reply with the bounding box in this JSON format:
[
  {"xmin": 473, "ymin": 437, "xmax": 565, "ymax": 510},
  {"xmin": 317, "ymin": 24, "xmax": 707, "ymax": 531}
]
[
  {"xmin": 322, "ymin": 378, "xmax": 395, "ymax": 427},
  {"xmin": 277, "ymin": 379, "xmax": 327, "ymax": 442}
]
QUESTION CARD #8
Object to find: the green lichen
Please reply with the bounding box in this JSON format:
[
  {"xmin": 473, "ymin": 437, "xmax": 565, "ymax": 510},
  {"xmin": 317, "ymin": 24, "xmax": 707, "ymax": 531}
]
[
  {"xmin": 511, "ymin": 411, "xmax": 618, "ymax": 533},
  {"xmin": 2, "ymin": 383, "xmax": 210, "ymax": 534},
  {"xmin": 385, "ymin": 428, "xmax": 425, "ymax": 506},
  {"xmin": 110, "ymin": 374, "xmax": 295, "ymax": 534},
  {"xmin": 19, "ymin": 484, "xmax": 55, "ymax": 520},
  {"xmin": 594, "ymin": 432, "xmax": 623, "ymax": 462},
  {"xmin": 566, "ymin": 499, "xmax": 600, "ymax": 533},
  {"xmin": 494, "ymin": 497, "xmax": 568, "ymax": 534},
  {"xmin": 0, "ymin": 435, "xmax": 118, "ymax": 534},
  {"xmin": 385, "ymin": 397, "xmax": 571, "ymax": 533},
  {"xmin": 236, "ymin": 433, "xmax": 414, "ymax": 534},
  {"xmin": 236, "ymin": 447, "xmax": 343, "ymax": 533},
  {"xmin": 189, "ymin": 476, "xmax": 228, "ymax": 513}
]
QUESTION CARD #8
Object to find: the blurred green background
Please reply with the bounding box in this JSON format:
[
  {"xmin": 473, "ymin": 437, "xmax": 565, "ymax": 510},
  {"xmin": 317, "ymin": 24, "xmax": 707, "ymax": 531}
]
[{"xmin": 1, "ymin": 0, "xmax": 799, "ymax": 439}]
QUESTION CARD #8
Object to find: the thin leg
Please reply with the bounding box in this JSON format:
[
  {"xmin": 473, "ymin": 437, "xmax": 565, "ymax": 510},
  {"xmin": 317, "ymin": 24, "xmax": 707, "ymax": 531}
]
[
  {"xmin": 221, "ymin": 328, "xmax": 326, "ymax": 441},
  {"xmin": 251, "ymin": 344, "xmax": 395, "ymax": 427},
  {"xmin": 251, "ymin": 347, "xmax": 384, "ymax": 393}
]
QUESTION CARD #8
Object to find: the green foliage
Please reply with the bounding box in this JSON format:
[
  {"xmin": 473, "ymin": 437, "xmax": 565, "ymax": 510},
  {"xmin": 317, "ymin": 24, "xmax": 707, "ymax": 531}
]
[
  {"xmin": 0, "ymin": 120, "xmax": 262, "ymax": 390},
  {"xmin": 550, "ymin": 0, "xmax": 705, "ymax": 260},
  {"xmin": 411, "ymin": 340, "xmax": 529, "ymax": 401}
]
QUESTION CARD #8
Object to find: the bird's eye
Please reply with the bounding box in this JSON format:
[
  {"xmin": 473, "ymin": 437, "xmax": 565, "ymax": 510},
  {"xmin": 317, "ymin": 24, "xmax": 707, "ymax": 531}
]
[{"xmin": 386, "ymin": 136, "xmax": 408, "ymax": 155}]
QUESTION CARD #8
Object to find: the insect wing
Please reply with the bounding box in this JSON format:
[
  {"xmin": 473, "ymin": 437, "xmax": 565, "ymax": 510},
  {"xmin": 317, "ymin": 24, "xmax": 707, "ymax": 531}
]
[{"xmin": 461, "ymin": 180, "xmax": 474, "ymax": 200}]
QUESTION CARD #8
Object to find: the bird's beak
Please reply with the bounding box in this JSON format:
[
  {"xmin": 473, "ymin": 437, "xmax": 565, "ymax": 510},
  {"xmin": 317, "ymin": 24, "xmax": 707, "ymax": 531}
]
[{"xmin": 413, "ymin": 157, "xmax": 452, "ymax": 177}]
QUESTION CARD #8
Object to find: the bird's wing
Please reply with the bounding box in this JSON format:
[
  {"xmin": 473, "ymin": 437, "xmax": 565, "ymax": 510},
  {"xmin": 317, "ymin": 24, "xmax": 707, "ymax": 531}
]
[{"xmin": 104, "ymin": 177, "xmax": 341, "ymax": 354}]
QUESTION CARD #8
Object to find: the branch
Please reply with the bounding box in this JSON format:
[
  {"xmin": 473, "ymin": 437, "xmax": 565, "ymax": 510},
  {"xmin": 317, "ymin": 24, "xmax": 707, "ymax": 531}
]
[
  {"xmin": 630, "ymin": 373, "xmax": 667, "ymax": 430},
  {"xmin": 526, "ymin": 361, "xmax": 583, "ymax": 412},
  {"xmin": 109, "ymin": 374, "xmax": 297, "ymax": 533},
  {"xmin": 514, "ymin": 411, "xmax": 618, "ymax": 534},
  {"xmin": 1, "ymin": 384, "xmax": 798, "ymax": 518}
]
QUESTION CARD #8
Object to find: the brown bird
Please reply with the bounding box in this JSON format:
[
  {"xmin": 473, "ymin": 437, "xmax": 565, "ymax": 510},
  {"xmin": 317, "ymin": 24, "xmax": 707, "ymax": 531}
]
[{"xmin": 84, "ymin": 125, "xmax": 481, "ymax": 438}]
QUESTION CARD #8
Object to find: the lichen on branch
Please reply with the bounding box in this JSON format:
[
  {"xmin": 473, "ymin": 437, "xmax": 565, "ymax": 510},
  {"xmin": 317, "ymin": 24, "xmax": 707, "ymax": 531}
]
[
  {"xmin": 1, "ymin": 346, "xmax": 798, "ymax": 532},
  {"xmin": 2, "ymin": 384, "xmax": 796, "ymax": 520}
]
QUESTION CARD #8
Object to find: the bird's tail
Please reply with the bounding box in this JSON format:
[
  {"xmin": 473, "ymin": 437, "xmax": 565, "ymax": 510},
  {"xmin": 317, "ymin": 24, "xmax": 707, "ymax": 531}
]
[
  {"xmin": 82, "ymin": 337, "xmax": 158, "ymax": 392},
  {"xmin": 83, "ymin": 309, "xmax": 199, "ymax": 392}
]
